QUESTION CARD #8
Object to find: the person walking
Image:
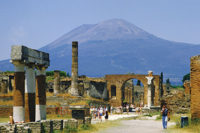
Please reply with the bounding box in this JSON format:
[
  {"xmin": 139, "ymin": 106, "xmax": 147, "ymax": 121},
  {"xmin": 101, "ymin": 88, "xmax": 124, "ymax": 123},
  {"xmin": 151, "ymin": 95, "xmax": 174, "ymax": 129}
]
[
  {"xmin": 105, "ymin": 110, "xmax": 109, "ymax": 121},
  {"xmin": 126, "ymin": 104, "xmax": 129, "ymax": 114},
  {"xmin": 161, "ymin": 105, "xmax": 170, "ymax": 129}
]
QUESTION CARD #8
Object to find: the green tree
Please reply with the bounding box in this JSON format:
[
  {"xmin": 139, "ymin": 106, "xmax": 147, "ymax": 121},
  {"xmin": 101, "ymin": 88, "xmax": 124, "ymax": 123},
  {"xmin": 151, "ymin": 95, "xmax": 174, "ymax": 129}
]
[
  {"xmin": 60, "ymin": 71, "xmax": 67, "ymax": 77},
  {"xmin": 46, "ymin": 71, "xmax": 54, "ymax": 76},
  {"xmin": 182, "ymin": 73, "xmax": 190, "ymax": 83}
]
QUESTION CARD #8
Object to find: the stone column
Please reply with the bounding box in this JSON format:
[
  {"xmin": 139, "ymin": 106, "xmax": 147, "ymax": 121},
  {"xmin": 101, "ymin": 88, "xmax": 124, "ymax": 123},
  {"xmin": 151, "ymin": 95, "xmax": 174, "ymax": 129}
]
[
  {"xmin": 183, "ymin": 80, "xmax": 191, "ymax": 95},
  {"xmin": 146, "ymin": 71, "xmax": 154, "ymax": 108},
  {"xmin": 83, "ymin": 80, "xmax": 90, "ymax": 97},
  {"xmin": 25, "ymin": 65, "xmax": 36, "ymax": 122},
  {"xmin": 54, "ymin": 70, "xmax": 60, "ymax": 95},
  {"xmin": 70, "ymin": 41, "xmax": 79, "ymax": 96},
  {"xmin": 143, "ymin": 84, "xmax": 148, "ymax": 106},
  {"xmin": 190, "ymin": 55, "xmax": 200, "ymax": 119},
  {"xmin": 12, "ymin": 61, "xmax": 25, "ymax": 122},
  {"xmin": 35, "ymin": 67, "xmax": 46, "ymax": 121}
]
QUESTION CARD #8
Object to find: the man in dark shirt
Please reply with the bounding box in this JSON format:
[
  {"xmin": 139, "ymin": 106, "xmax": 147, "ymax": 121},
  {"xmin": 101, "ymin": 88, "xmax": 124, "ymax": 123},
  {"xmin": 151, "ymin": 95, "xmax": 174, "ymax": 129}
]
[{"xmin": 161, "ymin": 105, "xmax": 170, "ymax": 129}]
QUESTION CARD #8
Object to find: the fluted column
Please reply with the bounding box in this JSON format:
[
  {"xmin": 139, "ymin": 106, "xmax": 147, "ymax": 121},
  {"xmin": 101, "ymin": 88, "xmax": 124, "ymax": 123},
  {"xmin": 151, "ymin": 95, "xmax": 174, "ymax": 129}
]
[
  {"xmin": 12, "ymin": 61, "xmax": 25, "ymax": 122},
  {"xmin": 35, "ymin": 67, "xmax": 46, "ymax": 121}
]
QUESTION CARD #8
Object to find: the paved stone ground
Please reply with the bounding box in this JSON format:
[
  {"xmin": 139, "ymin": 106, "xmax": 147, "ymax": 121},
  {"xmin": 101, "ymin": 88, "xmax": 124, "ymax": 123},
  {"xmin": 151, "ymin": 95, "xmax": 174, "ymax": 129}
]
[
  {"xmin": 91, "ymin": 112, "xmax": 137, "ymax": 124},
  {"xmin": 97, "ymin": 119, "xmax": 170, "ymax": 133},
  {"xmin": 92, "ymin": 113, "xmax": 175, "ymax": 133}
]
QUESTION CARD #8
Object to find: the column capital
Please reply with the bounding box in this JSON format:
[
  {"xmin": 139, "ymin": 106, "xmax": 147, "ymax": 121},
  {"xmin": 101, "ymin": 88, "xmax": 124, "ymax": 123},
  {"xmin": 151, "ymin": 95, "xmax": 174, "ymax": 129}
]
[
  {"xmin": 146, "ymin": 76, "xmax": 154, "ymax": 85},
  {"xmin": 36, "ymin": 66, "xmax": 47, "ymax": 76},
  {"xmin": 11, "ymin": 61, "xmax": 25, "ymax": 72}
]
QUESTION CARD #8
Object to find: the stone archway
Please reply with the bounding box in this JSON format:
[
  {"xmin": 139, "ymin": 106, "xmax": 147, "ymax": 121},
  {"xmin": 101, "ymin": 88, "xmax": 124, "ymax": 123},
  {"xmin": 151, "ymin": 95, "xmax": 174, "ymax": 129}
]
[{"xmin": 105, "ymin": 72, "xmax": 160, "ymax": 107}]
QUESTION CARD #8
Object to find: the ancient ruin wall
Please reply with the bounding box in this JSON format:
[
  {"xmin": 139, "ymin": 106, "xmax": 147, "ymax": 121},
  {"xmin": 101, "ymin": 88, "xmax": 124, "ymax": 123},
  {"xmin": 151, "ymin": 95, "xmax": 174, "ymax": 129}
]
[
  {"xmin": 190, "ymin": 55, "xmax": 200, "ymax": 119},
  {"xmin": 183, "ymin": 80, "xmax": 191, "ymax": 95}
]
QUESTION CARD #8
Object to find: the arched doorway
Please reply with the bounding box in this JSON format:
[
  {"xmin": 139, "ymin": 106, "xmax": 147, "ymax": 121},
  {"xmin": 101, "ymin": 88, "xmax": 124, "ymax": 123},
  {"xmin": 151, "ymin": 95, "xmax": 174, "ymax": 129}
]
[
  {"xmin": 106, "ymin": 73, "xmax": 161, "ymax": 107},
  {"xmin": 121, "ymin": 79, "xmax": 146, "ymax": 107}
]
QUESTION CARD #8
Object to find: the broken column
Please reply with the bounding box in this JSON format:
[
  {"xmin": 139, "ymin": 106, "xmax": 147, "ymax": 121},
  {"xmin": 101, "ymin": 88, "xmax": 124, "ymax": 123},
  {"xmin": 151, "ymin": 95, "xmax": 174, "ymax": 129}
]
[
  {"xmin": 70, "ymin": 41, "xmax": 79, "ymax": 96},
  {"xmin": 54, "ymin": 70, "xmax": 60, "ymax": 95},
  {"xmin": 11, "ymin": 45, "xmax": 49, "ymax": 123},
  {"xmin": 146, "ymin": 71, "xmax": 154, "ymax": 108},
  {"xmin": 35, "ymin": 67, "xmax": 46, "ymax": 121},
  {"xmin": 190, "ymin": 55, "xmax": 200, "ymax": 119},
  {"xmin": 183, "ymin": 80, "xmax": 191, "ymax": 95},
  {"xmin": 12, "ymin": 61, "xmax": 25, "ymax": 122}
]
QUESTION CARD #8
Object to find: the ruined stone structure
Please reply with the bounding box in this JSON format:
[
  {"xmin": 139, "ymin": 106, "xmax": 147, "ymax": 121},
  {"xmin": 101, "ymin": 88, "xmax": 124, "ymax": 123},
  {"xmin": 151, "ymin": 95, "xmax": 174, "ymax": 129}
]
[
  {"xmin": 0, "ymin": 73, "xmax": 14, "ymax": 94},
  {"xmin": 0, "ymin": 75, "xmax": 9, "ymax": 93},
  {"xmin": 105, "ymin": 72, "xmax": 161, "ymax": 107},
  {"xmin": 190, "ymin": 55, "xmax": 200, "ymax": 119},
  {"xmin": 0, "ymin": 118, "xmax": 91, "ymax": 133},
  {"xmin": 54, "ymin": 70, "xmax": 60, "ymax": 95},
  {"xmin": 70, "ymin": 41, "xmax": 79, "ymax": 96},
  {"xmin": 11, "ymin": 45, "xmax": 49, "ymax": 123},
  {"xmin": 122, "ymin": 79, "xmax": 133, "ymax": 105},
  {"xmin": 183, "ymin": 80, "xmax": 191, "ymax": 95}
]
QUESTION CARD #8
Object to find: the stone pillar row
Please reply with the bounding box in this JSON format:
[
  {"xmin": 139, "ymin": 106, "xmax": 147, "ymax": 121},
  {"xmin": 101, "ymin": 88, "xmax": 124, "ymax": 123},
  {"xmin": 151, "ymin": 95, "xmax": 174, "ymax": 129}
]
[{"xmin": 13, "ymin": 61, "xmax": 46, "ymax": 123}]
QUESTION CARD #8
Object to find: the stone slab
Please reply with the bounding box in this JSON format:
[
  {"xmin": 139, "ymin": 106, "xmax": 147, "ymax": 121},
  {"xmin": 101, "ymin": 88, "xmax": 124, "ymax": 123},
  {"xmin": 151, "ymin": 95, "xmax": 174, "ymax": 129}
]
[{"xmin": 11, "ymin": 45, "xmax": 49, "ymax": 67}]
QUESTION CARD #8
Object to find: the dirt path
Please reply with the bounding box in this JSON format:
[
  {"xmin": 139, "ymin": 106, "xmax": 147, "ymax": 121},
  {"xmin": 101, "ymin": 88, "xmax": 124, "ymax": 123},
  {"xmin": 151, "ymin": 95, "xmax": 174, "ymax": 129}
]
[{"xmin": 97, "ymin": 119, "xmax": 171, "ymax": 133}]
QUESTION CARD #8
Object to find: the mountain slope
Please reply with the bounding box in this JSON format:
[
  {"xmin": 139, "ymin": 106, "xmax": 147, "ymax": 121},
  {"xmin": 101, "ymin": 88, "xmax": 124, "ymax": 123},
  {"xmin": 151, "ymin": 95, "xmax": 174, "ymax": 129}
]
[{"xmin": 1, "ymin": 19, "xmax": 199, "ymax": 84}]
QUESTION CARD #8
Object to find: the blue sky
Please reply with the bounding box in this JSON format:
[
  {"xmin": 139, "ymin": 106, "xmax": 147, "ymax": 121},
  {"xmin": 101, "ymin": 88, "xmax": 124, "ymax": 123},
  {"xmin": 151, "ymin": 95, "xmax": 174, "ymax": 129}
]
[{"xmin": 0, "ymin": 0, "xmax": 200, "ymax": 60}]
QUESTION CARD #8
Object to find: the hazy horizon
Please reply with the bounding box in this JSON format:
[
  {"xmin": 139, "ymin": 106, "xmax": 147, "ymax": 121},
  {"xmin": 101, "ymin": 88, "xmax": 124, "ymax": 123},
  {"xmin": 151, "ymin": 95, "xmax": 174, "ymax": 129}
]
[{"xmin": 0, "ymin": 0, "xmax": 200, "ymax": 60}]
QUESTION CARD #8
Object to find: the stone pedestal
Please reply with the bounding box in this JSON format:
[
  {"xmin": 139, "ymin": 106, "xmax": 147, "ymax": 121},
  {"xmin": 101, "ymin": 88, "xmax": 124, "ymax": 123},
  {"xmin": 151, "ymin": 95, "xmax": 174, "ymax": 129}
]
[{"xmin": 69, "ymin": 105, "xmax": 90, "ymax": 125}]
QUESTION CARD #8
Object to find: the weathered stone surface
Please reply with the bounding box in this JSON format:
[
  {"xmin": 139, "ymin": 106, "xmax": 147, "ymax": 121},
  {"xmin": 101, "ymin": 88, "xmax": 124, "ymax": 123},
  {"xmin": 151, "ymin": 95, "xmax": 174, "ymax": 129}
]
[
  {"xmin": 70, "ymin": 41, "xmax": 79, "ymax": 96},
  {"xmin": 184, "ymin": 80, "xmax": 191, "ymax": 95},
  {"xmin": 54, "ymin": 70, "xmax": 60, "ymax": 95},
  {"xmin": 63, "ymin": 119, "xmax": 78, "ymax": 129},
  {"xmin": 11, "ymin": 45, "xmax": 50, "ymax": 67},
  {"xmin": 190, "ymin": 55, "xmax": 200, "ymax": 119},
  {"xmin": 161, "ymin": 90, "xmax": 190, "ymax": 114},
  {"xmin": 105, "ymin": 74, "xmax": 161, "ymax": 107}
]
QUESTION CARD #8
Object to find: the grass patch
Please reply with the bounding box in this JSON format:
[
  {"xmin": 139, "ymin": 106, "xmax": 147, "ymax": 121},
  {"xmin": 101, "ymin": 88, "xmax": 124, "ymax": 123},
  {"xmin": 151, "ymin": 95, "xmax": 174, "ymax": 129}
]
[
  {"xmin": 46, "ymin": 114, "xmax": 72, "ymax": 120},
  {"xmin": 0, "ymin": 117, "xmax": 9, "ymax": 123},
  {"xmin": 167, "ymin": 113, "xmax": 200, "ymax": 133},
  {"xmin": 79, "ymin": 120, "xmax": 119, "ymax": 133}
]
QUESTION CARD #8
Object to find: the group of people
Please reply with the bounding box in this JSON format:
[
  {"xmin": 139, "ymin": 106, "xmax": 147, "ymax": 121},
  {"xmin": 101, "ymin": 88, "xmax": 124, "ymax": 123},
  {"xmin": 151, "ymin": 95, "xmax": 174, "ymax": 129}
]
[
  {"xmin": 90, "ymin": 106, "xmax": 108, "ymax": 121},
  {"xmin": 90, "ymin": 104, "xmax": 170, "ymax": 129}
]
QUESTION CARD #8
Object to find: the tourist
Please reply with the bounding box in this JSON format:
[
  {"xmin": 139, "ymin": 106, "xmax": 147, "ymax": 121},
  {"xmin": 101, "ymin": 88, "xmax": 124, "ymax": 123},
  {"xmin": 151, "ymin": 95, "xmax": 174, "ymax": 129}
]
[
  {"xmin": 105, "ymin": 110, "xmax": 109, "ymax": 120},
  {"xmin": 99, "ymin": 106, "xmax": 103, "ymax": 122},
  {"xmin": 103, "ymin": 106, "xmax": 107, "ymax": 115},
  {"xmin": 90, "ymin": 106, "xmax": 94, "ymax": 119},
  {"xmin": 94, "ymin": 107, "xmax": 98, "ymax": 120},
  {"xmin": 161, "ymin": 105, "xmax": 170, "ymax": 129},
  {"xmin": 126, "ymin": 104, "xmax": 129, "ymax": 114},
  {"xmin": 110, "ymin": 106, "xmax": 113, "ymax": 115}
]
